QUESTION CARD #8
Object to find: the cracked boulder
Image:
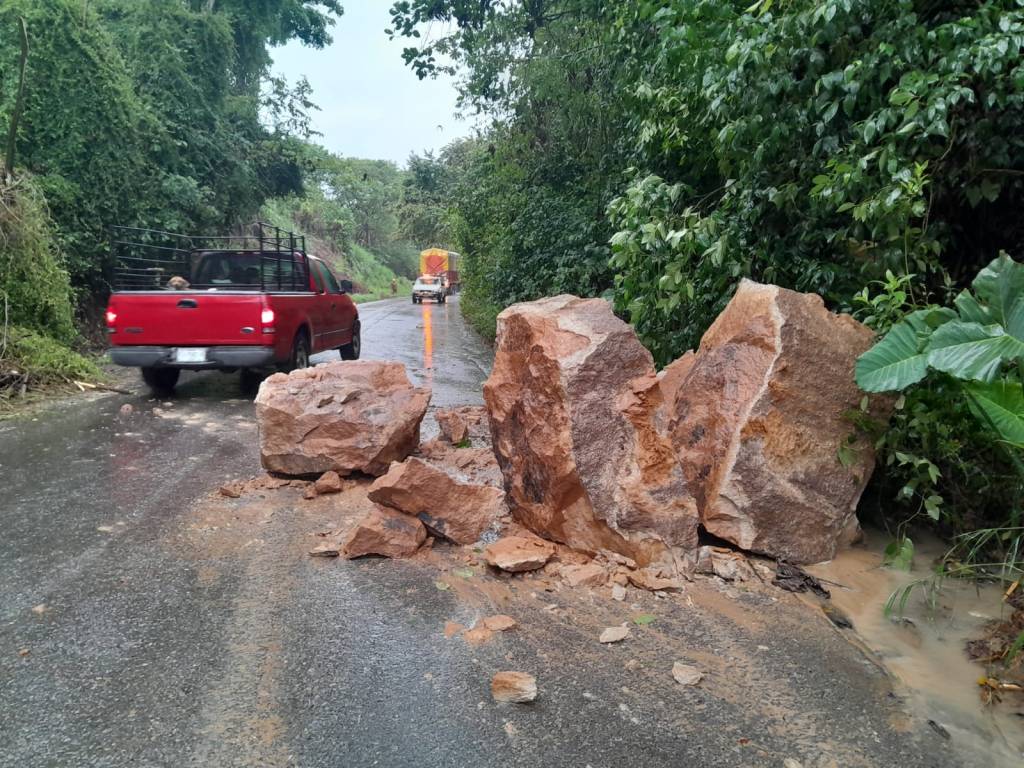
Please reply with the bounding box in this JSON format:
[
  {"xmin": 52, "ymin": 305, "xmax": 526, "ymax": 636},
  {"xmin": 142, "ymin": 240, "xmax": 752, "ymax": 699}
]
[
  {"xmin": 483, "ymin": 295, "xmax": 698, "ymax": 569},
  {"xmin": 342, "ymin": 507, "xmax": 427, "ymax": 559},
  {"xmin": 669, "ymin": 280, "xmax": 886, "ymax": 564},
  {"xmin": 255, "ymin": 361, "xmax": 430, "ymax": 477},
  {"xmin": 367, "ymin": 455, "xmax": 507, "ymax": 545}
]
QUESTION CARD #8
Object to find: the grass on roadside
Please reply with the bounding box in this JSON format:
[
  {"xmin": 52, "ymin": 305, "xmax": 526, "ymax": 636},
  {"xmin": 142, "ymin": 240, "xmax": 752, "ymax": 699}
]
[{"xmin": 0, "ymin": 325, "xmax": 104, "ymax": 410}]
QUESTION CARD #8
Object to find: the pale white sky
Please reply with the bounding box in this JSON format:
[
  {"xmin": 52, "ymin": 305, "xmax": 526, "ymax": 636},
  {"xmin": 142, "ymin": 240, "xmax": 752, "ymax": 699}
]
[{"xmin": 271, "ymin": 2, "xmax": 473, "ymax": 166}]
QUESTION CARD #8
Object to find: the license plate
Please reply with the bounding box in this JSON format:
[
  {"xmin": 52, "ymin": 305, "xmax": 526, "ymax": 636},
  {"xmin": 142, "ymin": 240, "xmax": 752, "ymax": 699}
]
[{"xmin": 175, "ymin": 347, "xmax": 207, "ymax": 363}]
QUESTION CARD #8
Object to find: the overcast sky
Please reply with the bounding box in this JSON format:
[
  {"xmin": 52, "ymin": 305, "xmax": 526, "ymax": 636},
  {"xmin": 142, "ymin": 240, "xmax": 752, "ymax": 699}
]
[{"xmin": 271, "ymin": 3, "xmax": 473, "ymax": 166}]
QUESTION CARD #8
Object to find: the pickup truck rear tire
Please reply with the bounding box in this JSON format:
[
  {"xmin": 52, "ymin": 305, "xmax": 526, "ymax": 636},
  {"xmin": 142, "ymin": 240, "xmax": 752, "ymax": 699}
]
[
  {"xmin": 279, "ymin": 331, "xmax": 310, "ymax": 373},
  {"xmin": 412, "ymin": 296, "xmax": 419, "ymax": 304},
  {"xmin": 141, "ymin": 367, "xmax": 180, "ymax": 395},
  {"xmin": 339, "ymin": 323, "xmax": 361, "ymax": 360}
]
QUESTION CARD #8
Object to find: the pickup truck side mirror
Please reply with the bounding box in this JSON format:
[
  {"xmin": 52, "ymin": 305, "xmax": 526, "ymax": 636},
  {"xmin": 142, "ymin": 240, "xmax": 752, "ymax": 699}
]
[{"xmin": 339, "ymin": 279, "xmax": 353, "ymax": 294}]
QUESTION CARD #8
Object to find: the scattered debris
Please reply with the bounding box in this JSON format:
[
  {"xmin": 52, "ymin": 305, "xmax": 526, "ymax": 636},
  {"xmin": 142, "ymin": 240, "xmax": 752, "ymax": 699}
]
[
  {"xmin": 671, "ymin": 662, "xmax": 702, "ymax": 686},
  {"xmin": 561, "ymin": 563, "xmax": 607, "ymax": 588},
  {"xmin": 611, "ymin": 584, "xmax": 627, "ymax": 602},
  {"xmin": 434, "ymin": 406, "xmax": 489, "ymax": 445},
  {"xmin": 256, "ymin": 361, "xmax": 430, "ymax": 477},
  {"xmin": 118, "ymin": 403, "xmax": 134, "ymax": 417},
  {"xmin": 314, "ymin": 470, "xmax": 344, "ymax": 495},
  {"xmin": 627, "ymin": 568, "xmax": 684, "ymax": 592},
  {"xmin": 482, "ymin": 615, "xmax": 517, "ymax": 632},
  {"xmin": 695, "ymin": 546, "xmax": 758, "ymax": 582},
  {"xmin": 218, "ymin": 483, "xmax": 242, "ymax": 499},
  {"xmin": 927, "ymin": 719, "xmax": 951, "ymax": 740},
  {"xmin": 599, "ymin": 625, "xmax": 630, "ymax": 644},
  {"xmin": 341, "ymin": 508, "xmax": 427, "ymax": 559},
  {"xmin": 31, "ymin": 604, "xmax": 46, "ymax": 615},
  {"xmin": 773, "ymin": 562, "xmax": 831, "ymax": 599},
  {"xmin": 491, "ymin": 671, "xmax": 537, "ymax": 703},
  {"xmin": 308, "ymin": 540, "xmax": 341, "ymax": 557},
  {"xmin": 444, "ymin": 621, "xmax": 466, "ymax": 638},
  {"xmin": 17, "ymin": 648, "xmax": 29, "ymax": 657},
  {"xmin": 464, "ymin": 625, "xmax": 494, "ymax": 645},
  {"xmin": 483, "ymin": 536, "xmax": 555, "ymax": 572}
]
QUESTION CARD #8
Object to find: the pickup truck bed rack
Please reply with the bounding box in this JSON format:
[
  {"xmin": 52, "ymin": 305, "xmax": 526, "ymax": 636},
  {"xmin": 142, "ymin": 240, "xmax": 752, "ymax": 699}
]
[{"xmin": 111, "ymin": 222, "xmax": 310, "ymax": 292}]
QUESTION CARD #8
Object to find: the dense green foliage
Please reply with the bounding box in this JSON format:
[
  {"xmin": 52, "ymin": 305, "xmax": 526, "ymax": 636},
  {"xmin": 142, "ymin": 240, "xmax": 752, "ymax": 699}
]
[
  {"xmin": 392, "ymin": 0, "xmax": 1024, "ymax": 539},
  {"xmin": 0, "ymin": 0, "xmax": 341, "ymax": 294}
]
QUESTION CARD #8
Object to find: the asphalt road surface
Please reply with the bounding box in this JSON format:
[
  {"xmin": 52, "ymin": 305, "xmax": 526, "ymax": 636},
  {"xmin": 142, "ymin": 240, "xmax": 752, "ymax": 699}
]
[{"xmin": 0, "ymin": 297, "xmax": 986, "ymax": 767}]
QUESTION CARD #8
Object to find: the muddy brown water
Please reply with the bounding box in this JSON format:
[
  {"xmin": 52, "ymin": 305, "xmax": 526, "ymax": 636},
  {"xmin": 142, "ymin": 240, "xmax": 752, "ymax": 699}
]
[{"xmin": 807, "ymin": 531, "xmax": 1024, "ymax": 763}]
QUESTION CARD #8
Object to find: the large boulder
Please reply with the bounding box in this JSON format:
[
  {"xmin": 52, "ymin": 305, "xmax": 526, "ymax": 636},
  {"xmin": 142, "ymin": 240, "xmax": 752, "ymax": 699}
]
[
  {"xmin": 255, "ymin": 361, "xmax": 430, "ymax": 477},
  {"xmin": 669, "ymin": 279, "xmax": 885, "ymax": 563},
  {"xmin": 483, "ymin": 295, "xmax": 698, "ymax": 569},
  {"xmin": 367, "ymin": 455, "xmax": 507, "ymax": 545}
]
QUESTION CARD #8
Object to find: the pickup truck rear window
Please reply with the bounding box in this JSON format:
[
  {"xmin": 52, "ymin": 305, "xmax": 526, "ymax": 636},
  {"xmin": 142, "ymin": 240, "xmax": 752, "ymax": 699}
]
[{"xmin": 190, "ymin": 251, "xmax": 308, "ymax": 290}]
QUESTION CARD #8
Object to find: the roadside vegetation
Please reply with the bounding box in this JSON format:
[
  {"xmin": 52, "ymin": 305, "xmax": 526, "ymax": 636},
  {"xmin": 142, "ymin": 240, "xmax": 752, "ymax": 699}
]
[{"xmin": 391, "ymin": 0, "xmax": 1024, "ymax": 646}]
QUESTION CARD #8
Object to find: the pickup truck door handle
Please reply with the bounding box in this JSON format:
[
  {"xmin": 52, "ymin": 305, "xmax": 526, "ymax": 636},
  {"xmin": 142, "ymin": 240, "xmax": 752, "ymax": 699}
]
[{"xmin": 177, "ymin": 298, "xmax": 198, "ymax": 309}]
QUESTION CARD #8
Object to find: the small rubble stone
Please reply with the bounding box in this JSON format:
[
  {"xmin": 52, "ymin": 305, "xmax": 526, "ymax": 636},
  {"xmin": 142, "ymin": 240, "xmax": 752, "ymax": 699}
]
[
  {"xmin": 483, "ymin": 537, "xmax": 556, "ymax": 573},
  {"xmin": 464, "ymin": 625, "xmax": 495, "ymax": 645},
  {"xmin": 599, "ymin": 625, "xmax": 630, "ymax": 644},
  {"xmin": 342, "ymin": 508, "xmax": 426, "ymax": 559},
  {"xmin": 612, "ymin": 584, "xmax": 627, "ymax": 602},
  {"xmin": 118, "ymin": 403, "xmax": 134, "ymax": 416},
  {"xmin": 695, "ymin": 546, "xmax": 758, "ymax": 582},
  {"xmin": 303, "ymin": 484, "xmax": 318, "ymax": 500},
  {"xmin": 627, "ymin": 569, "xmax": 685, "ymax": 592},
  {"xmin": 482, "ymin": 615, "xmax": 517, "ymax": 632},
  {"xmin": 672, "ymin": 662, "xmax": 702, "ymax": 686},
  {"xmin": 560, "ymin": 563, "xmax": 607, "ymax": 588},
  {"xmin": 218, "ymin": 483, "xmax": 242, "ymax": 499},
  {"xmin": 314, "ymin": 470, "xmax": 344, "ymax": 495},
  {"xmin": 308, "ymin": 541, "xmax": 341, "ymax": 557},
  {"xmin": 491, "ymin": 672, "xmax": 538, "ymax": 703}
]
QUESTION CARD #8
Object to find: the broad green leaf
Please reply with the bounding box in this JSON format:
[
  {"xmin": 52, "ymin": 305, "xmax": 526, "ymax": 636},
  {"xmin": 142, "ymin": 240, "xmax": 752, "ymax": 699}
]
[
  {"xmin": 855, "ymin": 310, "xmax": 949, "ymax": 392},
  {"xmin": 965, "ymin": 379, "xmax": 1024, "ymax": 447},
  {"xmin": 926, "ymin": 322, "xmax": 1024, "ymax": 382},
  {"xmin": 972, "ymin": 254, "xmax": 1024, "ymax": 338},
  {"xmin": 883, "ymin": 537, "xmax": 914, "ymax": 571},
  {"xmin": 953, "ymin": 290, "xmax": 991, "ymax": 324}
]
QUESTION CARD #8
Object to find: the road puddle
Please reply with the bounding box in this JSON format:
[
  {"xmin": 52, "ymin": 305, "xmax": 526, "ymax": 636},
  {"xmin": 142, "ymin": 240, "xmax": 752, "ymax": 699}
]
[{"xmin": 807, "ymin": 531, "xmax": 1023, "ymax": 764}]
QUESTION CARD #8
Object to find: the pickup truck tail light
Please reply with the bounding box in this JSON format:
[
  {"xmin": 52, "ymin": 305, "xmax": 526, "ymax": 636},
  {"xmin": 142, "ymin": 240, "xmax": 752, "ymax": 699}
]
[
  {"xmin": 105, "ymin": 309, "xmax": 117, "ymax": 332},
  {"xmin": 261, "ymin": 307, "xmax": 275, "ymax": 333}
]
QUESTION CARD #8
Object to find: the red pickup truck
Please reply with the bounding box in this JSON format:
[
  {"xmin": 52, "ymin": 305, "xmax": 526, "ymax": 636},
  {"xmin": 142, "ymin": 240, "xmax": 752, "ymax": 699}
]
[{"xmin": 105, "ymin": 225, "xmax": 360, "ymax": 394}]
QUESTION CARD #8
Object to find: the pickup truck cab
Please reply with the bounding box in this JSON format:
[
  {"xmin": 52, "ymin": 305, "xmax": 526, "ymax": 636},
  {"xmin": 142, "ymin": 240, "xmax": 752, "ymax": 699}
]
[
  {"xmin": 412, "ymin": 274, "xmax": 446, "ymax": 304},
  {"xmin": 106, "ymin": 225, "xmax": 360, "ymax": 394}
]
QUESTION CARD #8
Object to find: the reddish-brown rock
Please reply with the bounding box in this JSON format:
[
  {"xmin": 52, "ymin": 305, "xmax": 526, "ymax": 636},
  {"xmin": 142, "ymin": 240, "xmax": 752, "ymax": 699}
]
[
  {"xmin": 314, "ymin": 470, "xmax": 344, "ymax": 495},
  {"xmin": 483, "ymin": 536, "xmax": 555, "ymax": 572},
  {"xmin": 341, "ymin": 507, "xmax": 427, "ymax": 559},
  {"xmin": 367, "ymin": 456, "xmax": 506, "ymax": 545},
  {"xmin": 255, "ymin": 361, "xmax": 430, "ymax": 477},
  {"xmin": 483, "ymin": 295, "xmax": 697, "ymax": 570},
  {"xmin": 434, "ymin": 406, "xmax": 490, "ymax": 445},
  {"xmin": 491, "ymin": 671, "xmax": 537, "ymax": 703},
  {"xmin": 669, "ymin": 280, "xmax": 885, "ymax": 563},
  {"xmin": 560, "ymin": 563, "xmax": 608, "ymax": 588}
]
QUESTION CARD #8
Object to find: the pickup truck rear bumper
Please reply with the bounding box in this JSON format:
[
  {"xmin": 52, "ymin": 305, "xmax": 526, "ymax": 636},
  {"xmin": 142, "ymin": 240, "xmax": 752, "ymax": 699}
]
[{"xmin": 108, "ymin": 345, "xmax": 276, "ymax": 370}]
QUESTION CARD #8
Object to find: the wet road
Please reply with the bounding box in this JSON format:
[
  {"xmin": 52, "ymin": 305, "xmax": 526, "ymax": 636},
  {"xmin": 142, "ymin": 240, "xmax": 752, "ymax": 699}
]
[{"xmin": 0, "ymin": 297, "xmax": 981, "ymax": 767}]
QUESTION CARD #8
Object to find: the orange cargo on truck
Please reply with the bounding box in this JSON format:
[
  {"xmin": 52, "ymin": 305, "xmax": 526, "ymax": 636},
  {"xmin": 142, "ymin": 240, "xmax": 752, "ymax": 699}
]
[{"xmin": 419, "ymin": 248, "xmax": 460, "ymax": 293}]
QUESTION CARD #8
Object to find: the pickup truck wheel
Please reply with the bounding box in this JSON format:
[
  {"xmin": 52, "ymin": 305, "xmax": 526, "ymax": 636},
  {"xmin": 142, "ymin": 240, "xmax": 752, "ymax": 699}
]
[
  {"xmin": 412, "ymin": 296, "xmax": 419, "ymax": 304},
  {"xmin": 339, "ymin": 323, "xmax": 361, "ymax": 360},
  {"xmin": 279, "ymin": 331, "xmax": 310, "ymax": 373},
  {"xmin": 141, "ymin": 367, "xmax": 180, "ymax": 395}
]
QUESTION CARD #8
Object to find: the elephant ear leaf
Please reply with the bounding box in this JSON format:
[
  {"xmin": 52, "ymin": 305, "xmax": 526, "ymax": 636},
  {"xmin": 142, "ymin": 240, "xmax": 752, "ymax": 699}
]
[
  {"xmin": 855, "ymin": 310, "xmax": 947, "ymax": 392},
  {"xmin": 965, "ymin": 380, "xmax": 1024, "ymax": 449},
  {"xmin": 953, "ymin": 290, "xmax": 991, "ymax": 324},
  {"xmin": 926, "ymin": 322, "xmax": 1024, "ymax": 382},
  {"xmin": 972, "ymin": 253, "xmax": 1024, "ymax": 339}
]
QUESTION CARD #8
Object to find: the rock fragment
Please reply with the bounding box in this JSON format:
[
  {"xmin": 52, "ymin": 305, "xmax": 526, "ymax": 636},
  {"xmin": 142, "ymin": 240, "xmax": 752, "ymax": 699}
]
[
  {"xmin": 314, "ymin": 470, "xmax": 344, "ymax": 495},
  {"xmin": 434, "ymin": 406, "xmax": 490, "ymax": 445},
  {"xmin": 482, "ymin": 615, "xmax": 517, "ymax": 632},
  {"xmin": 256, "ymin": 361, "xmax": 430, "ymax": 477},
  {"xmin": 672, "ymin": 662, "xmax": 702, "ymax": 686},
  {"xmin": 560, "ymin": 563, "xmax": 607, "ymax": 588},
  {"xmin": 483, "ymin": 536, "xmax": 555, "ymax": 573},
  {"xmin": 599, "ymin": 625, "xmax": 630, "ymax": 644},
  {"xmin": 368, "ymin": 456, "xmax": 506, "ymax": 545},
  {"xmin": 308, "ymin": 541, "xmax": 341, "ymax": 557},
  {"xmin": 695, "ymin": 546, "xmax": 758, "ymax": 582},
  {"xmin": 627, "ymin": 569, "xmax": 685, "ymax": 592},
  {"xmin": 491, "ymin": 672, "xmax": 538, "ymax": 703},
  {"xmin": 341, "ymin": 508, "xmax": 426, "ymax": 559}
]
